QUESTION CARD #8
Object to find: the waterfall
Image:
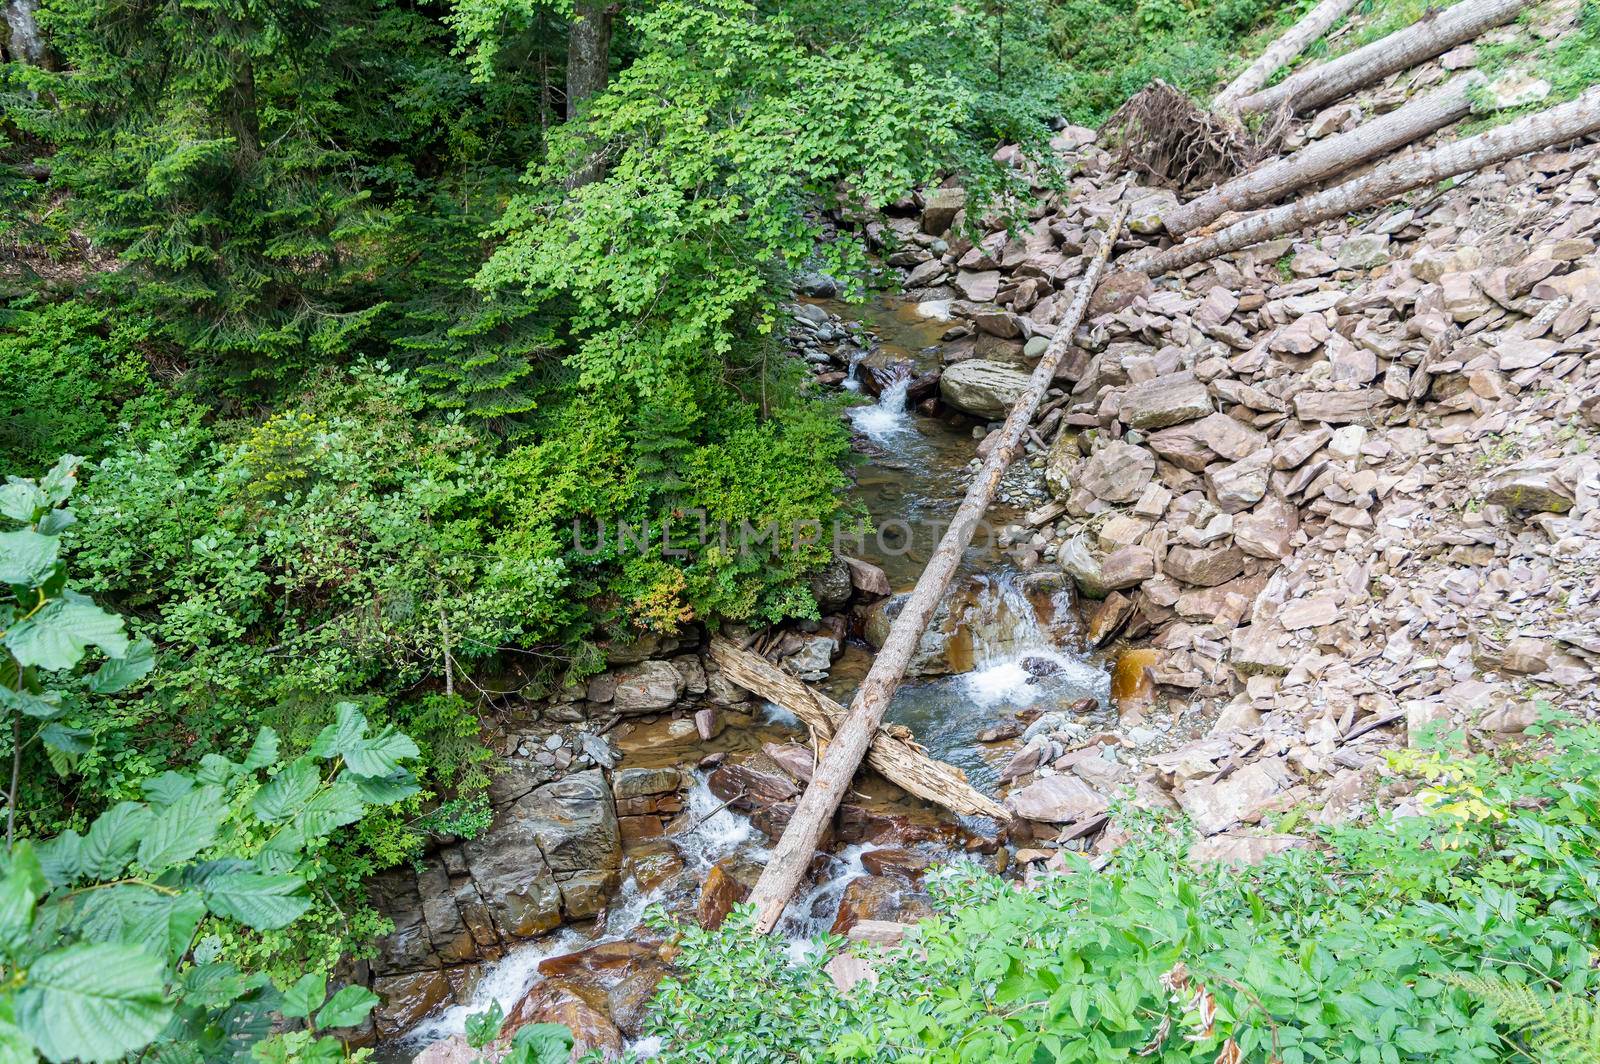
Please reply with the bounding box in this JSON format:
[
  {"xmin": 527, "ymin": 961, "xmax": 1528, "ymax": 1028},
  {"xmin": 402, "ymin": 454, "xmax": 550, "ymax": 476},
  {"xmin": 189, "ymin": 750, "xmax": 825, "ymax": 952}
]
[
  {"xmin": 848, "ymin": 373, "xmax": 912, "ymax": 443},
  {"xmin": 958, "ymin": 572, "xmax": 1108, "ymax": 707}
]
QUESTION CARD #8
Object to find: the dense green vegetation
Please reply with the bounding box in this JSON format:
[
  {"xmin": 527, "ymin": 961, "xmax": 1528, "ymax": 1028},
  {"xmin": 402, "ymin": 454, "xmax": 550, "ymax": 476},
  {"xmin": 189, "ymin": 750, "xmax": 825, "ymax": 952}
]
[
  {"xmin": 648, "ymin": 721, "xmax": 1600, "ymax": 1062},
  {"xmin": 1048, "ymin": 0, "xmax": 1302, "ymax": 124},
  {"xmin": 1, "ymin": 0, "xmax": 1174, "ymax": 1053}
]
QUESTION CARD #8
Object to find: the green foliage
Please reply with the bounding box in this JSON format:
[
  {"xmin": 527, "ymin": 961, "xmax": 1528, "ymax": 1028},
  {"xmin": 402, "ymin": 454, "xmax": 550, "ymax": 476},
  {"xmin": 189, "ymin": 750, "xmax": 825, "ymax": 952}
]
[
  {"xmin": 0, "ymin": 303, "xmax": 158, "ymax": 472},
  {"xmin": 645, "ymin": 720, "xmax": 1600, "ymax": 1061},
  {"xmin": 1047, "ymin": 0, "xmax": 1297, "ymax": 124},
  {"xmin": 1446, "ymin": 973, "xmax": 1600, "ymax": 1064},
  {"xmin": 0, "ymin": 483, "xmax": 415, "ymax": 1064}
]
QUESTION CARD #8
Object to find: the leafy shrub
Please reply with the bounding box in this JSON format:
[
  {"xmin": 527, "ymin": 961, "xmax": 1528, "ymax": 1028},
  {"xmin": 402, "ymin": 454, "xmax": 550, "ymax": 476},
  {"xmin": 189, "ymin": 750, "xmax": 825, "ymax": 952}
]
[
  {"xmin": 645, "ymin": 720, "xmax": 1600, "ymax": 1061},
  {"xmin": 1046, "ymin": 0, "xmax": 1295, "ymax": 124},
  {"xmin": 0, "ymin": 457, "xmax": 422, "ymax": 1061},
  {"xmin": 0, "ymin": 302, "xmax": 157, "ymax": 470}
]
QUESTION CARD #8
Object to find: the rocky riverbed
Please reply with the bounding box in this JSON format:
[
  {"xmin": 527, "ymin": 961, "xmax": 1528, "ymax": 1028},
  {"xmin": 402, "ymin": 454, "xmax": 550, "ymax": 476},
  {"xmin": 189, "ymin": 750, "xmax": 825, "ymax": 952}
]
[{"xmin": 372, "ymin": 20, "xmax": 1599, "ymax": 1057}]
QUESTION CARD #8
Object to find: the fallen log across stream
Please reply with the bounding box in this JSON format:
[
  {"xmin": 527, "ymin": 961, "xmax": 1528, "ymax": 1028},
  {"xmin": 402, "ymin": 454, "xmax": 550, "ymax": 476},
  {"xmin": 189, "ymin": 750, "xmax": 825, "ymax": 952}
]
[
  {"xmin": 741, "ymin": 203, "xmax": 1131, "ymax": 933},
  {"xmin": 707, "ymin": 638, "xmax": 1009, "ymax": 820}
]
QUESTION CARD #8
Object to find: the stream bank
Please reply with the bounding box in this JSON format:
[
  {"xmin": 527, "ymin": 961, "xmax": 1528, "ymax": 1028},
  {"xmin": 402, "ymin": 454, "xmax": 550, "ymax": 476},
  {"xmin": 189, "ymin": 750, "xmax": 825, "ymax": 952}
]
[{"xmin": 371, "ymin": 290, "xmax": 1124, "ymax": 1060}]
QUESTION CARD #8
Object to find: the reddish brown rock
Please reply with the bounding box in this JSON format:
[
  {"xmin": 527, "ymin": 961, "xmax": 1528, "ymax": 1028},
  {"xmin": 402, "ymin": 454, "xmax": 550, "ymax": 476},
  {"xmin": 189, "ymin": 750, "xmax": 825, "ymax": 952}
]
[
  {"xmin": 502, "ymin": 981, "xmax": 622, "ymax": 1061},
  {"xmin": 697, "ymin": 858, "xmax": 756, "ymax": 930}
]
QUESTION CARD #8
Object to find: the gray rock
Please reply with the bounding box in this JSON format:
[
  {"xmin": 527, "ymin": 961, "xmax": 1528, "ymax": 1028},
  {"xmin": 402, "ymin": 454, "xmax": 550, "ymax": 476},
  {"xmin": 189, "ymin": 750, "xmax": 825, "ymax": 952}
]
[
  {"xmin": 939, "ymin": 359, "xmax": 1032, "ymax": 418},
  {"xmin": 954, "ymin": 269, "xmax": 1001, "ymax": 303},
  {"xmin": 611, "ymin": 661, "xmax": 686, "ymax": 713},
  {"xmin": 921, "ymin": 186, "xmax": 966, "ymax": 236},
  {"xmin": 809, "ymin": 557, "xmax": 854, "ymax": 612},
  {"xmin": 1059, "ymin": 537, "xmax": 1107, "ymax": 599},
  {"xmin": 1080, "ymin": 441, "xmax": 1156, "ymax": 503},
  {"xmin": 1164, "ymin": 544, "xmax": 1246, "ymax": 587},
  {"xmin": 1005, "ymin": 774, "xmax": 1108, "ymax": 822},
  {"xmin": 1117, "ymin": 373, "xmax": 1213, "ymax": 430},
  {"xmin": 1484, "ymin": 460, "xmax": 1575, "ymax": 513},
  {"xmin": 1336, "ymin": 233, "xmax": 1391, "ymax": 270}
]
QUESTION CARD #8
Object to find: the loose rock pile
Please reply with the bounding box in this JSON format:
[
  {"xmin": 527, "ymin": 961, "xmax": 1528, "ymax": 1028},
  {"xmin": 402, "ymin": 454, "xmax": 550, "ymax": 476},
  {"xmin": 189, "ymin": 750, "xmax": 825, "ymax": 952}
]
[{"xmin": 861, "ymin": 86, "xmax": 1599, "ymax": 858}]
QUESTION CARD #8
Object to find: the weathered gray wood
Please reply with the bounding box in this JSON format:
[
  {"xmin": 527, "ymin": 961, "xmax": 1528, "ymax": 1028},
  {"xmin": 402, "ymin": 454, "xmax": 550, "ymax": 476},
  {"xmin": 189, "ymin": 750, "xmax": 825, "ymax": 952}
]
[
  {"xmin": 1236, "ymin": 0, "xmax": 1531, "ymax": 117},
  {"xmin": 707, "ymin": 638, "xmax": 1009, "ymax": 820},
  {"xmin": 742, "ymin": 204, "xmax": 1130, "ymax": 934},
  {"xmin": 1213, "ymin": 0, "xmax": 1361, "ymax": 112},
  {"xmin": 1170, "ymin": 75, "xmax": 1482, "ymax": 236},
  {"xmin": 1139, "ymin": 88, "xmax": 1600, "ymax": 276}
]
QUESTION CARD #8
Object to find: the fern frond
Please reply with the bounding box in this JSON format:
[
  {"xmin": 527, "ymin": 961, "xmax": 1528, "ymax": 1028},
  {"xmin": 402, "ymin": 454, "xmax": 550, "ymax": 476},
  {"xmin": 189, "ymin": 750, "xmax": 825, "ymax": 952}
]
[{"xmin": 1446, "ymin": 972, "xmax": 1600, "ymax": 1063}]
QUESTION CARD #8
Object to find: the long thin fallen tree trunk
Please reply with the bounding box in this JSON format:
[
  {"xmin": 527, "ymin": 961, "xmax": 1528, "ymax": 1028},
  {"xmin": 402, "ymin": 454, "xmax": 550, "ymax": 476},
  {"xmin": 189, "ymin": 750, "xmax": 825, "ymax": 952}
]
[
  {"xmin": 1236, "ymin": 0, "xmax": 1530, "ymax": 117},
  {"xmin": 1168, "ymin": 74, "xmax": 1483, "ymax": 237},
  {"xmin": 1138, "ymin": 88, "xmax": 1600, "ymax": 277},
  {"xmin": 742, "ymin": 204, "xmax": 1130, "ymax": 934},
  {"xmin": 1213, "ymin": 0, "xmax": 1361, "ymax": 113},
  {"xmin": 707, "ymin": 638, "xmax": 1009, "ymax": 820}
]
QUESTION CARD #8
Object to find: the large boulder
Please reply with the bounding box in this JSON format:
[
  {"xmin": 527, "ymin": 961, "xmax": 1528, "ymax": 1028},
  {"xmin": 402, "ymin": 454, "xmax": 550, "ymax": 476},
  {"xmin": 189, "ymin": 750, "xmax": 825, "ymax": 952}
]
[
  {"xmin": 939, "ymin": 359, "xmax": 1032, "ymax": 418},
  {"xmin": 462, "ymin": 769, "xmax": 621, "ymax": 940},
  {"xmin": 502, "ymin": 981, "xmax": 622, "ymax": 1060},
  {"xmin": 808, "ymin": 557, "xmax": 854, "ymax": 612},
  {"xmin": 1484, "ymin": 459, "xmax": 1576, "ymax": 513},
  {"xmin": 611, "ymin": 661, "xmax": 685, "ymax": 713}
]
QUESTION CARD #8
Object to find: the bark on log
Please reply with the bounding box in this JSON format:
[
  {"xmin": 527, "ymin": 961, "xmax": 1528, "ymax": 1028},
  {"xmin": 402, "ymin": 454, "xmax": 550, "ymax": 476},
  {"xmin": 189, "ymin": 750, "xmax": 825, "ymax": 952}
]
[
  {"xmin": 742, "ymin": 204, "xmax": 1130, "ymax": 934},
  {"xmin": 1213, "ymin": 0, "xmax": 1362, "ymax": 112},
  {"xmin": 1236, "ymin": 0, "xmax": 1530, "ymax": 117},
  {"xmin": 1138, "ymin": 88, "xmax": 1600, "ymax": 276},
  {"xmin": 1169, "ymin": 74, "xmax": 1482, "ymax": 236},
  {"xmin": 706, "ymin": 638, "xmax": 1009, "ymax": 821}
]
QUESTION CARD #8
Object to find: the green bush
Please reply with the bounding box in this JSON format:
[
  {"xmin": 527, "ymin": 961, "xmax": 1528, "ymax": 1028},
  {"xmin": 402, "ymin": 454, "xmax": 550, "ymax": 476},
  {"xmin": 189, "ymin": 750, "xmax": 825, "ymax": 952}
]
[
  {"xmin": 0, "ymin": 301, "xmax": 157, "ymax": 470},
  {"xmin": 1047, "ymin": 0, "xmax": 1295, "ymax": 125},
  {"xmin": 645, "ymin": 719, "xmax": 1600, "ymax": 1061}
]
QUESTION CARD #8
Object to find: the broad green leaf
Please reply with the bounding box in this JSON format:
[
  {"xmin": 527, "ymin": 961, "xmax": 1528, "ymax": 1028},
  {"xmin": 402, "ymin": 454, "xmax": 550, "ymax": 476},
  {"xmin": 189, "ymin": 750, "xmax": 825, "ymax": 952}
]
[
  {"xmin": 35, "ymin": 509, "xmax": 75, "ymax": 536},
  {"xmin": 354, "ymin": 770, "xmax": 420, "ymax": 806},
  {"xmin": 36, "ymin": 830, "xmax": 84, "ymax": 886},
  {"xmin": 307, "ymin": 702, "xmax": 366, "ymax": 761},
  {"xmin": 0, "ymin": 479, "xmax": 47, "ymax": 523},
  {"xmin": 0, "ymin": 1018, "xmax": 36, "ymax": 1064},
  {"xmin": 464, "ymin": 1000, "xmax": 504, "ymax": 1050},
  {"xmin": 251, "ymin": 760, "xmax": 320, "ymax": 825},
  {"xmin": 179, "ymin": 962, "xmax": 260, "ymax": 1010},
  {"xmin": 138, "ymin": 784, "xmax": 225, "ymax": 870},
  {"xmin": 316, "ymin": 985, "xmax": 379, "ymax": 1030},
  {"xmin": 87, "ymin": 637, "xmax": 156, "ymax": 695},
  {"xmin": 14, "ymin": 943, "xmax": 171, "ymax": 1063},
  {"xmin": 37, "ymin": 723, "xmax": 91, "ymax": 753},
  {"xmin": 280, "ymin": 973, "xmax": 326, "ymax": 1020},
  {"xmin": 80, "ymin": 802, "xmax": 154, "ymax": 879},
  {"xmin": 0, "ymin": 529, "xmax": 60, "ymax": 587},
  {"xmin": 202, "ymin": 872, "xmax": 312, "ymax": 930},
  {"xmin": 506, "ymin": 1022, "xmax": 574, "ymax": 1064},
  {"xmin": 74, "ymin": 887, "xmax": 208, "ymax": 965},
  {"xmin": 196, "ymin": 753, "xmax": 238, "ymax": 785},
  {"xmin": 0, "ymin": 841, "xmax": 44, "ymax": 953},
  {"xmin": 342, "ymin": 727, "xmax": 420, "ymax": 779},
  {"xmin": 297, "ymin": 777, "xmax": 364, "ymax": 839},
  {"xmin": 5, "ymin": 591, "xmax": 129, "ymax": 671},
  {"xmin": 141, "ymin": 770, "xmax": 194, "ymax": 810},
  {"xmin": 38, "ymin": 456, "xmax": 81, "ymax": 506},
  {"xmin": 240, "ymin": 727, "xmax": 281, "ymax": 771},
  {"xmin": 0, "ymin": 685, "xmax": 64, "ymax": 719}
]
